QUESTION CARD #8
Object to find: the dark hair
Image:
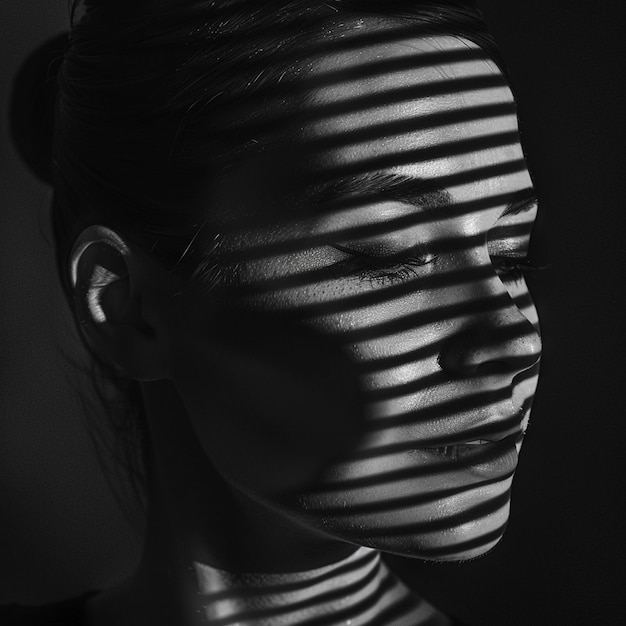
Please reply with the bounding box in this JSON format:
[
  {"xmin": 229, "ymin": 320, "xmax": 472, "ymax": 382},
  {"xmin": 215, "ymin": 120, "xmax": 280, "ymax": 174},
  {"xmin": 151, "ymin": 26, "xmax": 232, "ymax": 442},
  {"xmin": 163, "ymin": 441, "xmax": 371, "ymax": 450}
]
[{"xmin": 44, "ymin": 0, "xmax": 504, "ymax": 513}]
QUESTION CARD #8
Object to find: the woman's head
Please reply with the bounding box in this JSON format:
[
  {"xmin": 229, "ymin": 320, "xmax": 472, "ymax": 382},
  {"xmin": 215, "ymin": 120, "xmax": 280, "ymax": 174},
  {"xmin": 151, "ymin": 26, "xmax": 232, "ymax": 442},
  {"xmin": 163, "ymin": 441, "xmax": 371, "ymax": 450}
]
[
  {"xmin": 55, "ymin": 0, "xmax": 541, "ymax": 563},
  {"xmin": 52, "ymin": 0, "xmax": 503, "ymax": 286}
]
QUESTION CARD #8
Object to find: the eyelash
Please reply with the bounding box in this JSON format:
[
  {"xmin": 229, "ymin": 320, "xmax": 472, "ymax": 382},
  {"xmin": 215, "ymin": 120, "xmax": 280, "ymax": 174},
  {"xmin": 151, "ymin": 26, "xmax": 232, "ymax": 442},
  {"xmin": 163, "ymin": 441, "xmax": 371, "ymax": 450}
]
[
  {"xmin": 331, "ymin": 248, "xmax": 437, "ymax": 285},
  {"xmin": 490, "ymin": 255, "xmax": 542, "ymax": 284},
  {"xmin": 330, "ymin": 248, "xmax": 544, "ymax": 287}
]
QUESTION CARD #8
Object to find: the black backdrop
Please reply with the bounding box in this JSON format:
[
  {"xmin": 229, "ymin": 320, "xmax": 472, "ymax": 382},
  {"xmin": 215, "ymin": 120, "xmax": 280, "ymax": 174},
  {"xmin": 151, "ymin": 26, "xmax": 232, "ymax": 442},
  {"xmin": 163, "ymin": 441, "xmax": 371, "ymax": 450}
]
[{"xmin": 1, "ymin": 1, "xmax": 624, "ymax": 624}]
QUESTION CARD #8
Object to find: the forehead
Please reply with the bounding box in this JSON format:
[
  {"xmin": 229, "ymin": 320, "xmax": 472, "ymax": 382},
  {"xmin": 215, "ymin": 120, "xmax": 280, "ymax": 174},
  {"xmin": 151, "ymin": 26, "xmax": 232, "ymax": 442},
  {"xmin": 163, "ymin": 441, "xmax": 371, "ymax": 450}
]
[
  {"xmin": 295, "ymin": 32, "xmax": 530, "ymax": 224},
  {"xmin": 307, "ymin": 33, "xmax": 507, "ymax": 108},
  {"xmin": 303, "ymin": 33, "xmax": 516, "ymax": 158},
  {"xmin": 212, "ymin": 28, "xmax": 534, "ymax": 244}
]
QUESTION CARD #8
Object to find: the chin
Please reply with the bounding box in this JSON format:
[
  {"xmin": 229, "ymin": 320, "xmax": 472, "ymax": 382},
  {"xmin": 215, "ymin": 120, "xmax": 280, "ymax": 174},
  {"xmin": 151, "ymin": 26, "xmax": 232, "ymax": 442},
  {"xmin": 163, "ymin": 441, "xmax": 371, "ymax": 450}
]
[
  {"xmin": 357, "ymin": 496, "xmax": 512, "ymax": 562},
  {"xmin": 306, "ymin": 476, "xmax": 515, "ymax": 562}
]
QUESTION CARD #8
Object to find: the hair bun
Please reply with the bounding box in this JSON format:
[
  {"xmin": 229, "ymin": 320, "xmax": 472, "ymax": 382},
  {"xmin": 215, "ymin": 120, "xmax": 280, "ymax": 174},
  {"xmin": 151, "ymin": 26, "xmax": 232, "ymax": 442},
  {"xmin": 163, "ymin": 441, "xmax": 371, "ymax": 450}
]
[{"xmin": 9, "ymin": 33, "xmax": 69, "ymax": 185}]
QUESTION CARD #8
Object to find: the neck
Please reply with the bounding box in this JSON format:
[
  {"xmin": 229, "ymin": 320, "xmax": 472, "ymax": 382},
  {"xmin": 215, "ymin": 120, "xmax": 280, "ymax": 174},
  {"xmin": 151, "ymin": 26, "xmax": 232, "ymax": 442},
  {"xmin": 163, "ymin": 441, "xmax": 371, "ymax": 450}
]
[
  {"xmin": 192, "ymin": 547, "xmax": 444, "ymax": 626},
  {"xmin": 89, "ymin": 543, "xmax": 447, "ymax": 626}
]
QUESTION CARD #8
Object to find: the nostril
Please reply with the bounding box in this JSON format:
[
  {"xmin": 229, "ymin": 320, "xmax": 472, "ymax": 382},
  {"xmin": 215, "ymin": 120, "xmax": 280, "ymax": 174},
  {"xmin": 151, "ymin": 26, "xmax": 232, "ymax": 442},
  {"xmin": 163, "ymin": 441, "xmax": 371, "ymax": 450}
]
[
  {"xmin": 476, "ymin": 353, "xmax": 540, "ymax": 376},
  {"xmin": 438, "ymin": 323, "xmax": 542, "ymax": 378},
  {"xmin": 474, "ymin": 360, "xmax": 512, "ymax": 376}
]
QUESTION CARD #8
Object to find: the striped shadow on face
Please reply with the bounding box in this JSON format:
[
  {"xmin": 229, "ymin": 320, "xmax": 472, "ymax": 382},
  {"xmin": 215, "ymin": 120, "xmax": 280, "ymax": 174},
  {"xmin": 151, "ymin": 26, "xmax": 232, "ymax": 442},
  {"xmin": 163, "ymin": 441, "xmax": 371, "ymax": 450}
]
[{"xmin": 174, "ymin": 30, "xmax": 542, "ymax": 566}]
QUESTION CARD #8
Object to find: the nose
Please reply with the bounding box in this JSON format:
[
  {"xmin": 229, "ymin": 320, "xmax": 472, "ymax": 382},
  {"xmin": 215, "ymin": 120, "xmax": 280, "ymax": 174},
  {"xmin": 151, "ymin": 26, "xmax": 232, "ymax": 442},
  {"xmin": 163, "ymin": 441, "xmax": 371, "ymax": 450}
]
[{"xmin": 438, "ymin": 305, "xmax": 541, "ymax": 378}]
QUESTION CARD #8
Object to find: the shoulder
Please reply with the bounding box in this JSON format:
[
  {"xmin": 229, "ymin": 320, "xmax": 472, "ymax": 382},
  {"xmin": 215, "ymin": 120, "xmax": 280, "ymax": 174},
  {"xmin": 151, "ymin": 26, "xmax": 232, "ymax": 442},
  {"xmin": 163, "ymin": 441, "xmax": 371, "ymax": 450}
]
[{"xmin": 0, "ymin": 591, "xmax": 99, "ymax": 625}]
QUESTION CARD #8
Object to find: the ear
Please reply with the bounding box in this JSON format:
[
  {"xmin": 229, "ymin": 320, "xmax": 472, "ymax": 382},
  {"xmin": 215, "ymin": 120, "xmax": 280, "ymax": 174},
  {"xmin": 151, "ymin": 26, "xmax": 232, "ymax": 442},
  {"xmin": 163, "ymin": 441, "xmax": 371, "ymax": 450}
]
[{"xmin": 70, "ymin": 225, "xmax": 169, "ymax": 381}]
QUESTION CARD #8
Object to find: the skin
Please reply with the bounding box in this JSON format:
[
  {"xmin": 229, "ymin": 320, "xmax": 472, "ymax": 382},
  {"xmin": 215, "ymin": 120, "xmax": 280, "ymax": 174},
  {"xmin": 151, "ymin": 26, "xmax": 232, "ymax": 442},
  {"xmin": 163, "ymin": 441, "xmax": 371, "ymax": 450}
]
[{"xmin": 76, "ymin": 27, "xmax": 541, "ymax": 626}]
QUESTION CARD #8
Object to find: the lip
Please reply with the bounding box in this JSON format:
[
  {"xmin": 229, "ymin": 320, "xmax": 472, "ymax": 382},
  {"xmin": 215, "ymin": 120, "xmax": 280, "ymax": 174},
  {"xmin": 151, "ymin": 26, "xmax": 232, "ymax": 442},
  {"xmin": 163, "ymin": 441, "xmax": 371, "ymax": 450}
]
[
  {"xmin": 425, "ymin": 430, "xmax": 522, "ymax": 458},
  {"xmin": 416, "ymin": 401, "xmax": 532, "ymax": 450},
  {"xmin": 421, "ymin": 431, "xmax": 521, "ymax": 479},
  {"xmin": 425, "ymin": 424, "xmax": 523, "ymax": 449}
]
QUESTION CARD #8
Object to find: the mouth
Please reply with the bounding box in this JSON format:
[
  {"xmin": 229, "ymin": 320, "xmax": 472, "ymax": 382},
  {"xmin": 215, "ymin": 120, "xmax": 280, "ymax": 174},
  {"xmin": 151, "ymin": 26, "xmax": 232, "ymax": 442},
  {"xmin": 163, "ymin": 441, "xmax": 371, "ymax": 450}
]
[
  {"xmin": 424, "ymin": 431, "xmax": 524, "ymax": 464},
  {"xmin": 418, "ymin": 398, "xmax": 533, "ymax": 454}
]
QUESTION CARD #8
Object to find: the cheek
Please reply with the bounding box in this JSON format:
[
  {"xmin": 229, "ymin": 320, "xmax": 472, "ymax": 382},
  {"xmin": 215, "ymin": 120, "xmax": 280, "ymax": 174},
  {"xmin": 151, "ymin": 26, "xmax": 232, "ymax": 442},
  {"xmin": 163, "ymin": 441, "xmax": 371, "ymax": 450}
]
[
  {"xmin": 511, "ymin": 279, "xmax": 540, "ymax": 330},
  {"xmin": 269, "ymin": 284, "xmax": 527, "ymax": 557},
  {"xmin": 169, "ymin": 308, "xmax": 367, "ymax": 497},
  {"xmin": 167, "ymin": 268, "xmax": 449, "ymax": 503},
  {"xmin": 169, "ymin": 251, "xmax": 536, "ymax": 559}
]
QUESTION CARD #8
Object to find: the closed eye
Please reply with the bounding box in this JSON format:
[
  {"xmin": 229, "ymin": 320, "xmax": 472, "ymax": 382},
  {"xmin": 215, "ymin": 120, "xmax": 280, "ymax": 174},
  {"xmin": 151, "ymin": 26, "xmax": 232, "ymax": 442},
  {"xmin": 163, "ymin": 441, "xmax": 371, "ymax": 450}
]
[
  {"xmin": 328, "ymin": 244, "xmax": 438, "ymax": 286},
  {"xmin": 491, "ymin": 254, "xmax": 547, "ymax": 284}
]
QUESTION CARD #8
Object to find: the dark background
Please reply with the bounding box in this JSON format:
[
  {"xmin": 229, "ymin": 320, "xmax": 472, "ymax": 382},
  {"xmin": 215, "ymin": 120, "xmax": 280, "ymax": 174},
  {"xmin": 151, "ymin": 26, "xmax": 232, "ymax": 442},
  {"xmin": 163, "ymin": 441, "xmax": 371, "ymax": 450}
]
[{"xmin": 1, "ymin": 1, "xmax": 624, "ymax": 624}]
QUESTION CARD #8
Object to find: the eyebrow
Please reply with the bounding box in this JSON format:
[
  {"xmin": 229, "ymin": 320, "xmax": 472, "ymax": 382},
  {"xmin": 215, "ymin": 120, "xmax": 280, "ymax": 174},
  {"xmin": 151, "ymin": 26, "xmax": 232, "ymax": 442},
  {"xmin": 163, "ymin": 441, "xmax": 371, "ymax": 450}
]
[
  {"xmin": 498, "ymin": 187, "xmax": 539, "ymax": 219},
  {"xmin": 304, "ymin": 171, "xmax": 538, "ymax": 220},
  {"xmin": 304, "ymin": 171, "xmax": 452, "ymax": 214}
]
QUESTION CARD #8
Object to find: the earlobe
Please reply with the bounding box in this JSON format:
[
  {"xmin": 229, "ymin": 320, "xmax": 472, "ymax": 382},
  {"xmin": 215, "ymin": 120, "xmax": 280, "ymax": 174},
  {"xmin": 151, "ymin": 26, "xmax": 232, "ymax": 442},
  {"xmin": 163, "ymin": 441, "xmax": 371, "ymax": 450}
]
[{"xmin": 70, "ymin": 225, "xmax": 169, "ymax": 381}]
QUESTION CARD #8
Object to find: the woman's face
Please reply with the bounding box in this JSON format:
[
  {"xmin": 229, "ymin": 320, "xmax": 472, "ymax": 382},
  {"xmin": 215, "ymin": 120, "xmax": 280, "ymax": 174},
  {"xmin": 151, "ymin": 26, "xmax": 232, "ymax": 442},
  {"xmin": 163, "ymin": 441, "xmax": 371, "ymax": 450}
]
[{"xmin": 166, "ymin": 31, "xmax": 541, "ymax": 561}]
